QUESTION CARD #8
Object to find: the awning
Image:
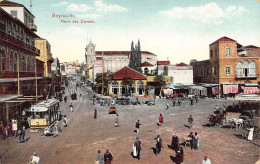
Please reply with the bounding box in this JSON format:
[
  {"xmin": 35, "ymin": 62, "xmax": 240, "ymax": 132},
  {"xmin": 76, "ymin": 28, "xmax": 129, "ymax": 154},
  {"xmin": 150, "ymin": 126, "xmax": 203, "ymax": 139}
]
[
  {"xmin": 223, "ymin": 85, "xmax": 238, "ymax": 94},
  {"xmin": 241, "ymin": 86, "xmax": 260, "ymax": 94}
]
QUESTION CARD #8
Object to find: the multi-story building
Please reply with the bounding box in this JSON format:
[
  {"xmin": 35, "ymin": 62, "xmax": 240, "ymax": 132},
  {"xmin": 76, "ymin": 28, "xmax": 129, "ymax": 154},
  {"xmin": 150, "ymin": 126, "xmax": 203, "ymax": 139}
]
[
  {"xmin": 0, "ymin": 6, "xmax": 44, "ymax": 124},
  {"xmin": 168, "ymin": 63, "xmax": 193, "ymax": 84},
  {"xmin": 85, "ymin": 40, "xmax": 157, "ymax": 82},
  {"xmin": 192, "ymin": 36, "xmax": 260, "ymax": 96},
  {"xmin": 0, "ymin": 0, "xmax": 37, "ymax": 32},
  {"xmin": 65, "ymin": 64, "xmax": 76, "ymax": 78},
  {"xmin": 35, "ymin": 38, "xmax": 52, "ymax": 77}
]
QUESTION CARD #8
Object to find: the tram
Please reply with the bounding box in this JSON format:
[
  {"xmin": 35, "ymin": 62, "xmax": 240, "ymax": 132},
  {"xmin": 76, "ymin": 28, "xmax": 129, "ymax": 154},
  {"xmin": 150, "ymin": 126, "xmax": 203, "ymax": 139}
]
[{"xmin": 27, "ymin": 99, "xmax": 60, "ymax": 132}]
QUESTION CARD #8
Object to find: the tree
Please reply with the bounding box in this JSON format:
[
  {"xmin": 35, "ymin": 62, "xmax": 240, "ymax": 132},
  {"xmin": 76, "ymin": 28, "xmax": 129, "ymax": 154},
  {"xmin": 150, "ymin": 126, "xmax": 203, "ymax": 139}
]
[
  {"xmin": 129, "ymin": 41, "xmax": 142, "ymax": 73},
  {"xmin": 154, "ymin": 74, "xmax": 166, "ymax": 87},
  {"xmin": 94, "ymin": 71, "xmax": 112, "ymax": 94},
  {"xmin": 121, "ymin": 79, "xmax": 134, "ymax": 96},
  {"xmin": 163, "ymin": 65, "xmax": 168, "ymax": 76}
]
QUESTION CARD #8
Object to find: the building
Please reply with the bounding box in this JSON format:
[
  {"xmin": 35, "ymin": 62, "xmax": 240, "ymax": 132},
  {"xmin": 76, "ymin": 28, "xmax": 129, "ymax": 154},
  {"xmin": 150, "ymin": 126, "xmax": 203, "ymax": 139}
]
[
  {"xmin": 168, "ymin": 63, "xmax": 193, "ymax": 84},
  {"xmin": 192, "ymin": 36, "xmax": 260, "ymax": 96},
  {"xmin": 0, "ymin": 6, "xmax": 44, "ymax": 124},
  {"xmin": 35, "ymin": 38, "xmax": 53, "ymax": 77},
  {"xmin": 108, "ymin": 66, "xmax": 147, "ymax": 97},
  {"xmin": 0, "ymin": 0, "xmax": 37, "ymax": 31},
  {"xmin": 85, "ymin": 40, "xmax": 157, "ymax": 82},
  {"xmin": 65, "ymin": 64, "xmax": 76, "ymax": 78},
  {"xmin": 157, "ymin": 60, "xmax": 170, "ymax": 75}
]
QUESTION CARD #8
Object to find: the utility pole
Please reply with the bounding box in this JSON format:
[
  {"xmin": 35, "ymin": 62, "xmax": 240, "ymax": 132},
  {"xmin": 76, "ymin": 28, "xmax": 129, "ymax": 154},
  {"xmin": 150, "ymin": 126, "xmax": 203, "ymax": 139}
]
[
  {"xmin": 35, "ymin": 60, "xmax": 38, "ymax": 102},
  {"xmin": 102, "ymin": 51, "xmax": 104, "ymax": 95},
  {"xmin": 17, "ymin": 55, "xmax": 20, "ymax": 95}
]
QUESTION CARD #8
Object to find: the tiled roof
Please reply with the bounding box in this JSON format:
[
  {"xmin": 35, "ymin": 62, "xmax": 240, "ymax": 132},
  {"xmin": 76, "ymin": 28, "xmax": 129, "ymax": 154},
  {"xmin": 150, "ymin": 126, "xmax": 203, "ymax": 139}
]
[
  {"xmin": 140, "ymin": 61, "xmax": 154, "ymax": 67},
  {"xmin": 112, "ymin": 67, "xmax": 147, "ymax": 80},
  {"xmin": 176, "ymin": 62, "xmax": 188, "ymax": 66},
  {"xmin": 157, "ymin": 61, "xmax": 170, "ymax": 65},
  {"xmin": 210, "ymin": 36, "xmax": 237, "ymax": 45},
  {"xmin": 245, "ymin": 45, "xmax": 260, "ymax": 49},
  {"xmin": 95, "ymin": 51, "xmax": 154, "ymax": 55}
]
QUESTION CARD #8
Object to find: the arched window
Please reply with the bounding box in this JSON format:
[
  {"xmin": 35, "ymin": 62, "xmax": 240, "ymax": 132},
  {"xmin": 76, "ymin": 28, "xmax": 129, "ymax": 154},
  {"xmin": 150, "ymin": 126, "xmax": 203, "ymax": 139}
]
[
  {"xmin": 249, "ymin": 61, "xmax": 256, "ymax": 77},
  {"xmin": 244, "ymin": 60, "xmax": 249, "ymax": 77},
  {"xmin": 144, "ymin": 67, "xmax": 149, "ymax": 74},
  {"xmin": 137, "ymin": 80, "xmax": 144, "ymax": 96},
  {"xmin": 112, "ymin": 81, "xmax": 119, "ymax": 95},
  {"xmin": 13, "ymin": 53, "xmax": 17, "ymax": 72},
  {"xmin": 0, "ymin": 48, "xmax": 5, "ymax": 71},
  {"xmin": 236, "ymin": 61, "xmax": 242, "ymax": 77},
  {"xmin": 10, "ymin": 52, "xmax": 14, "ymax": 71}
]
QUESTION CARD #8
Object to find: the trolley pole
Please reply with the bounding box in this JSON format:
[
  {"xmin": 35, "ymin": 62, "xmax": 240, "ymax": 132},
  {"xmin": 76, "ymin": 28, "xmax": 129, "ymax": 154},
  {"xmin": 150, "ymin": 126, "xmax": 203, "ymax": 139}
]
[{"xmin": 35, "ymin": 60, "xmax": 38, "ymax": 102}]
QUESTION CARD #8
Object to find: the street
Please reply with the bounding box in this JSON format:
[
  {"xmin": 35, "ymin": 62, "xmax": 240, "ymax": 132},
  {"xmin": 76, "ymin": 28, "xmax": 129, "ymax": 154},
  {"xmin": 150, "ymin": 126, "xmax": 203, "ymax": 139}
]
[{"xmin": 0, "ymin": 86, "xmax": 259, "ymax": 164}]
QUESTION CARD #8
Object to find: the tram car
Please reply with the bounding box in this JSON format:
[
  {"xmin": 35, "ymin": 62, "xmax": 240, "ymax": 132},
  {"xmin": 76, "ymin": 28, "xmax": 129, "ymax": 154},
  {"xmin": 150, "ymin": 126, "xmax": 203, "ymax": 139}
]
[{"xmin": 27, "ymin": 99, "xmax": 61, "ymax": 132}]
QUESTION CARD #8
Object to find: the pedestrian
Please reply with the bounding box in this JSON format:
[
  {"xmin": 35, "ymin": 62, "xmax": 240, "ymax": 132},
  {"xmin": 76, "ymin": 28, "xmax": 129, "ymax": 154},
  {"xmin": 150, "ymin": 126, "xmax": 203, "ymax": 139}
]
[
  {"xmin": 188, "ymin": 132, "xmax": 195, "ymax": 149},
  {"xmin": 94, "ymin": 109, "xmax": 97, "ymax": 119},
  {"xmin": 95, "ymin": 150, "xmax": 103, "ymax": 164},
  {"xmin": 7, "ymin": 121, "xmax": 12, "ymax": 137},
  {"xmin": 63, "ymin": 115, "xmax": 67, "ymax": 127},
  {"xmin": 194, "ymin": 95, "xmax": 198, "ymax": 103},
  {"xmin": 155, "ymin": 134, "xmax": 162, "ymax": 156},
  {"xmin": 188, "ymin": 115, "xmax": 193, "ymax": 129},
  {"xmin": 177, "ymin": 98, "xmax": 181, "ymax": 106},
  {"xmin": 53, "ymin": 121, "xmax": 61, "ymax": 137},
  {"xmin": 0, "ymin": 122, "xmax": 5, "ymax": 140},
  {"xmin": 202, "ymin": 156, "xmax": 211, "ymax": 164},
  {"xmin": 157, "ymin": 113, "xmax": 163, "ymax": 127},
  {"xmin": 29, "ymin": 152, "xmax": 40, "ymax": 164},
  {"xmin": 194, "ymin": 132, "xmax": 199, "ymax": 150},
  {"xmin": 190, "ymin": 97, "xmax": 193, "ymax": 106},
  {"xmin": 64, "ymin": 96, "xmax": 67, "ymax": 103},
  {"xmin": 247, "ymin": 126, "xmax": 254, "ymax": 141},
  {"xmin": 171, "ymin": 133, "xmax": 179, "ymax": 150},
  {"xmin": 115, "ymin": 114, "xmax": 119, "ymax": 127},
  {"xmin": 17, "ymin": 126, "xmax": 25, "ymax": 143},
  {"xmin": 104, "ymin": 149, "xmax": 113, "ymax": 164},
  {"xmin": 175, "ymin": 145, "xmax": 184, "ymax": 164},
  {"xmin": 166, "ymin": 102, "xmax": 170, "ymax": 110},
  {"xmin": 12, "ymin": 120, "xmax": 18, "ymax": 137},
  {"xmin": 134, "ymin": 137, "xmax": 141, "ymax": 160},
  {"xmin": 69, "ymin": 102, "xmax": 73, "ymax": 112},
  {"xmin": 172, "ymin": 98, "xmax": 176, "ymax": 107},
  {"xmin": 135, "ymin": 120, "xmax": 141, "ymax": 134},
  {"xmin": 93, "ymin": 97, "xmax": 96, "ymax": 105}
]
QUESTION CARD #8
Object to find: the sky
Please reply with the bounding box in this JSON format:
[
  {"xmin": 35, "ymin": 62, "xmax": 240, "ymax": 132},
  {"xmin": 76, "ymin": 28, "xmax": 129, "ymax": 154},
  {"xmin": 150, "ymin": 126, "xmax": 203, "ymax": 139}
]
[{"xmin": 9, "ymin": 0, "xmax": 260, "ymax": 64}]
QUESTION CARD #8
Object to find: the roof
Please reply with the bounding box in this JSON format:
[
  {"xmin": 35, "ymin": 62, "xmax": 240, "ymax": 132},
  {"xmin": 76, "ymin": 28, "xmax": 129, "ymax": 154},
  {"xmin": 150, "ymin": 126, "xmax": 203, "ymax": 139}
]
[
  {"xmin": 176, "ymin": 62, "xmax": 188, "ymax": 66},
  {"xmin": 112, "ymin": 66, "xmax": 147, "ymax": 80},
  {"xmin": 245, "ymin": 45, "xmax": 260, "ymax": 49},
  {"xmin": 210, "ymin": 36, "xmax": 237, "ymax": 45},
  {"xmin": 157, "ymin": 61, "xmax": 170, "ymax": 65},
  {"xmin": 96, "ymin": 57, "xmax": 103, "ymax": 60},
  {"xmin": 95, "ymin": 51, "xmax": 154, "ymax": 56},
  {"xmin": 140, "ymin": 61, "xmax": 154, "ymax": 67},
  {"xmin": 0, "ymin": 0, "xmax": 35, "ymax": 18}
]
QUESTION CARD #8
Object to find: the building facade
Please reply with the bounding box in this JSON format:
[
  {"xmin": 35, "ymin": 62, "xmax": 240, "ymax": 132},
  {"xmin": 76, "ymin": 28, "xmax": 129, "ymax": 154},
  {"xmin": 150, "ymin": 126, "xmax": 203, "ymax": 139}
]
[
  {"xmin": 85, "ymin": 40, "xmax": 157, "ymax": 82},
  {"xmin": 192, "ymin": 36, "xmax": 260, "ymax": 96},
  {"xmin": 35, "ymin": 38, "xmax": 52, "ymax": 77}
]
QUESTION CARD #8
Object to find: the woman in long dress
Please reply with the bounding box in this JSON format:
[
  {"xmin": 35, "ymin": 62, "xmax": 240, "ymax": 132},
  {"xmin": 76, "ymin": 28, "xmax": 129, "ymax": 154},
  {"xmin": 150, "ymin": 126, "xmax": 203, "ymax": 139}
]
[{"xmin": 247, "ymin": 126, "xmax": 254, "ymax": 141}]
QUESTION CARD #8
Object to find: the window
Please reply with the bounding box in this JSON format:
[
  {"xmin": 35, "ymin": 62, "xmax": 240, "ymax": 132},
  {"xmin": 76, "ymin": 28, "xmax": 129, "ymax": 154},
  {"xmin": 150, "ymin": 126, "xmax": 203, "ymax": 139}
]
[
  {"xmin": 112, "ymin": 81, "xmax": 119, "ymax": 95},
  {"xmin": 226, "ymin": 67, "xmax": 230, "ymax": 75},
  {"xmin": 236, "ymin": 61, "xmax": 242, "ymax": 77},
  {"xmin": 10, "ymin": 10, "xmax": 17, "ymax": 18},
  {"xmin": 244, "ymin": 61, "xmax": 249, "ymax": 77},
  {"xmin": 226, "ymin": 48, "xmax": 230, "ymax": 56},
  {"xmin": 249, "ymin": 61, "xmax": 256, "ymax": 77},
  {"xmin": 215, "ymin": 48, "xmax": 218, "ymax": 57},
  {"xmin": 210, "ymin": 50, "xmax": 213, "ymax": 57}
]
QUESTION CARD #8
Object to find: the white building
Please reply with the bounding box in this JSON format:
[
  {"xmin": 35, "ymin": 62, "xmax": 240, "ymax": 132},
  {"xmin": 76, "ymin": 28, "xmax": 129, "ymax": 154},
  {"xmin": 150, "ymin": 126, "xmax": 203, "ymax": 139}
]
[
  {"xmin": 65, "ymin": 64, "xmax": 76, "ymax": 77},
  {"xmin": 85, "ymin": 40, "xmax": 157, "ymax": 81}
]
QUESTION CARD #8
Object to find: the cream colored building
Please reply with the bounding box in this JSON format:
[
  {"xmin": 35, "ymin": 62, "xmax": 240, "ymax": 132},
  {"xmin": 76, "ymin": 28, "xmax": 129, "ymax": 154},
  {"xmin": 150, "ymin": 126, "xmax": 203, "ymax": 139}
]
[{"xmin": 35, "ymin": 38, "xmax": 52, "ymax": 77}]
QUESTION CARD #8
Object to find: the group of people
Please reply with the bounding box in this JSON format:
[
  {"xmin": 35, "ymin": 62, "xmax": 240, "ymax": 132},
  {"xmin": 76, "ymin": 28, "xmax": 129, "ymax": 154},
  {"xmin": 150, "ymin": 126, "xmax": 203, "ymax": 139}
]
[
  {"xmin": 95, "ymin": 149, "xmax": 113, "ymax": 164},
  {"xmin": 187, "ymin": 132, "xmax": 200, "ymax": 150},
  {"xmin": 0, "ymin": 120, "xmax": 19, "ymax": 141}
]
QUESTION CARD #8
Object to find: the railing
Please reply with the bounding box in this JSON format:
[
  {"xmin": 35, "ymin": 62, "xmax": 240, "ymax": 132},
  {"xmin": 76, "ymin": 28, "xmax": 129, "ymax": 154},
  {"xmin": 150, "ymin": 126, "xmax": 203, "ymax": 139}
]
[
  {"xmin": 28, "ymin": 23, "xmax": 37, "ymax": 31},
  {"xmin": 0, "ymin": 30, "xmax": 40, "ymax": 55},
  {"xmin": 0, "ymin": 71, "xmax": 43, "ymax": 78},
  {"xmin": 236, "ymin": 73, "xmax": 257, "ymax": 78}
]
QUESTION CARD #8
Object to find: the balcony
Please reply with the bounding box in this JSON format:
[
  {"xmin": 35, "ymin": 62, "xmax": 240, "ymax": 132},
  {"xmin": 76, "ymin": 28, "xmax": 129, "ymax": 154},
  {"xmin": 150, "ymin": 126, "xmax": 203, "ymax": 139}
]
[
  {"xmin": 28, "ymin": 23, "xmax": 37, "ymax": 32},
  {"xmin": 236, "ymin": 73, "xmax": 257, "ymax": 80},
  {"xmin": 0, "ymin": 30, "xmax": 40, "ymax": 55}
]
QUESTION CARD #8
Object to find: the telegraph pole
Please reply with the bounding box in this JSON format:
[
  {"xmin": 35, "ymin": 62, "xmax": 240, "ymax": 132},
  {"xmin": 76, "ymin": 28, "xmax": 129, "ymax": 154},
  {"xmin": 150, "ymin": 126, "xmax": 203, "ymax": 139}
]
[
  {"xmin": 17, "ymin": 55, "xmax": 20, "ymax": 95},
  {"xmin": 35, "ymin": 60, "xmax": 38, "ymax": 102},
  {"xmin": 101, "ymin": 51, "xmax": 104, "ymax": 95}
]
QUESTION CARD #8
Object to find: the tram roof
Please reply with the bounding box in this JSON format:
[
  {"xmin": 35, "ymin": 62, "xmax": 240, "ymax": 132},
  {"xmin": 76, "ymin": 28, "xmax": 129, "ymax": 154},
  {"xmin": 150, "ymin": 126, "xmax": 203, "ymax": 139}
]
[{"xmin": 28, "ymin": 99, "xmax": 59, "ymax": 112}]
